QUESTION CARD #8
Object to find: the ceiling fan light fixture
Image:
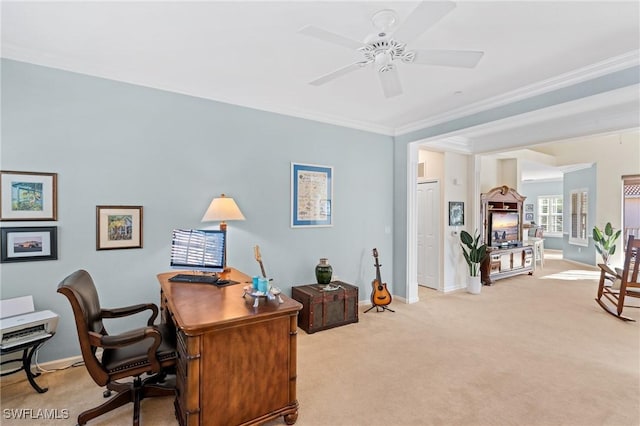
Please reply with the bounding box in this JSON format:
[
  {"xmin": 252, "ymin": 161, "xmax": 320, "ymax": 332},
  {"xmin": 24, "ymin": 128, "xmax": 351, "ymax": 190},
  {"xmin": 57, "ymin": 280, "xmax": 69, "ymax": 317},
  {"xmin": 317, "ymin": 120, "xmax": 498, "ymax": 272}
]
[
  {"xmin": 371, "ymin": 9, "xmax": 398, "ymax": 33},
  {"xmin": 375, "ymin": 51, "xmax": 394, "ymax": 72}
]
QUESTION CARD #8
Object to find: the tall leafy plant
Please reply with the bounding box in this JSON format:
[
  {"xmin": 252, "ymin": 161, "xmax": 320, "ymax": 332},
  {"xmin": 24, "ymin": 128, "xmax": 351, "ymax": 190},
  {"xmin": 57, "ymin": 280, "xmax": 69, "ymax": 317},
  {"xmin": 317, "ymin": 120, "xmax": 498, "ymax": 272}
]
[
  {"xmin": 460, "ymin": 229, "xmax": 487, "ymax": 277},
  {"xmin": 593, "ymin": 222, "xmax": 621, "ymax": 264}
]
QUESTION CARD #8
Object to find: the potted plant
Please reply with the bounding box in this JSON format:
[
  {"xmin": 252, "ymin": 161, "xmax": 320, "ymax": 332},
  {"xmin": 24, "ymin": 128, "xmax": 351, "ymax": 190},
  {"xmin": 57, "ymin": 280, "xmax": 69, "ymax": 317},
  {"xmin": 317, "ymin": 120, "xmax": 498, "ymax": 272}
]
[
  {"xmin": 593, "ymin": 222, "xmax": 621, "ymax": 265},
  {"xmin": 460, "ymin": 229, "xmax": 488, "ymax": 294}
]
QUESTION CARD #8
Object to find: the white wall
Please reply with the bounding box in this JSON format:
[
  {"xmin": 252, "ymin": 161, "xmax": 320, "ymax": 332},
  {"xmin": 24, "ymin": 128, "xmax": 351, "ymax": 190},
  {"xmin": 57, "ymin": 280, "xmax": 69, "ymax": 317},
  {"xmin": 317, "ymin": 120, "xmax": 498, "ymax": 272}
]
[
  {"xmin": 443, "ymin": 152, "xmax": 471, "ymax": 292},
  {"xmin": 480, "ymin": 156, "xmax": 499, "ymax": 192}
]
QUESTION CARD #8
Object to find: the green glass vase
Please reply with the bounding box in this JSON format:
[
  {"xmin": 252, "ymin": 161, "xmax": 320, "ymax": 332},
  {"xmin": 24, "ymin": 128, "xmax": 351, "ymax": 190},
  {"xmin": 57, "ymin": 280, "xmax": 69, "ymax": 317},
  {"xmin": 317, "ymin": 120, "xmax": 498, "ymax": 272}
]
[{"xmin": 315, "ymin": 258, "xmax": 333, "ymax": 284}]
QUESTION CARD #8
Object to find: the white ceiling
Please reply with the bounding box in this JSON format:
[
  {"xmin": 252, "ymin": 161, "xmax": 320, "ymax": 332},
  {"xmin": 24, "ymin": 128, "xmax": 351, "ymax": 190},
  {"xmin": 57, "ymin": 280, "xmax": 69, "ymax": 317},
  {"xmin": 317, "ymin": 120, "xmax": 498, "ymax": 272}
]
[{"xmin": 2, "ymin": 0, "xmax": 639, "ymax": 140}]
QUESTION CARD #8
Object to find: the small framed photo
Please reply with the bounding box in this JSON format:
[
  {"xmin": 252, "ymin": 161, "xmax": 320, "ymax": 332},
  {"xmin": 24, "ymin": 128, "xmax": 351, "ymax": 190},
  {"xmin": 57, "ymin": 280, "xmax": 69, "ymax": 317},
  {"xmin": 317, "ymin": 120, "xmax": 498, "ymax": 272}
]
[
  {"xmin": 0, "ymin": 171, "xmax": 57, "ymax": 221},
  {"xmin": 449, "ymin": 201, "xmax": 464, "ymax": 226},
  {"xmin": 96, "ymin": 205, "xmax": 143, "ymax": 250},
  {"xmin": 1, "ymin": 226, "xmax": 58, "ymax": 263},
  {"xmin": 525, "ymin": 212, "xmax": 534, "ymax": 221},
  {"xmin": 525, "ymin": 203, "xmax": 534, "ymax": 213},
  {"xmin": 291, "ymin": 163, "xmax": 333, "ymax": 227}
]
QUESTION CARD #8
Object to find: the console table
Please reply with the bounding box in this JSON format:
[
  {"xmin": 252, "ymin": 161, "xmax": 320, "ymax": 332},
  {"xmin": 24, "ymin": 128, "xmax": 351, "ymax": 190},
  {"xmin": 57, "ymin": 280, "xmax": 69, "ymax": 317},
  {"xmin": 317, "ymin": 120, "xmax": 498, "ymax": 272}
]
[
  {"xmin": 158, "ymin": 269, "xmax": 302, "ymax": 426},
  {"xmin": 481, "ymin": 246, "xmax": 534, "ymax": 285}
]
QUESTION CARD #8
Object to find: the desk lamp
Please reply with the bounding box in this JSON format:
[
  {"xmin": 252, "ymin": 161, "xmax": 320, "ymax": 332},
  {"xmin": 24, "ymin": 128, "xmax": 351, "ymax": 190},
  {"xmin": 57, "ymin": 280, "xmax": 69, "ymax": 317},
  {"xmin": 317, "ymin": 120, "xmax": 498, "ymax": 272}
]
[{"xmin": 201, "ymin": 194, "xmax": 245, "ymax": 273}]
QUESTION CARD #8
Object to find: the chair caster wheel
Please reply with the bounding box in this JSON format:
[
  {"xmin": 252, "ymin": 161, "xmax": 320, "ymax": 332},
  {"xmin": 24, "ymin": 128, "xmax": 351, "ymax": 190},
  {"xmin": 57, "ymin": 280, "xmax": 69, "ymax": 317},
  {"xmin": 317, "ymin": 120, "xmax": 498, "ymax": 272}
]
[{"xmin": 103, "ymin": 390, "xmax": 112, "ymax": 398}]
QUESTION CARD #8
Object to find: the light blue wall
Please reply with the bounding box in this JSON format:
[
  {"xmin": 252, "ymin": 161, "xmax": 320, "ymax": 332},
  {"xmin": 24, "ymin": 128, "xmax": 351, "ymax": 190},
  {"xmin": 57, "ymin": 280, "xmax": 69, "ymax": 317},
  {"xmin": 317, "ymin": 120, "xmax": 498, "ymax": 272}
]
[
  {"xmin": 563, "ymin": 165, "xmax": 597, "ymax": 264},
  {"xmin": 0, "ymin": 59, "xmax": 394, "ymax": 362},
  {"xmin": 520, "ymin": 180, "xmax": 564, "ymax": 250}
]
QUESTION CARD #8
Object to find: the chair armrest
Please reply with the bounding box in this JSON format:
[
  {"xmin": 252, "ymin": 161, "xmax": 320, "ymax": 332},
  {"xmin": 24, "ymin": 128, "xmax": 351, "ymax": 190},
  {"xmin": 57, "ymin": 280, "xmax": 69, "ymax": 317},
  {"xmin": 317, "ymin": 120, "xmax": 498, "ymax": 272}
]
[
  {"xmin": 101, "ymin": 303, "xmax": 159, "ymax": 326},
  {"xmin": 89, "ymin": 327, "xmax": 163, "ymax": 372},
  {"xmin": 598, "ymin": 263, "xmax": 619, "ymax": 279}
]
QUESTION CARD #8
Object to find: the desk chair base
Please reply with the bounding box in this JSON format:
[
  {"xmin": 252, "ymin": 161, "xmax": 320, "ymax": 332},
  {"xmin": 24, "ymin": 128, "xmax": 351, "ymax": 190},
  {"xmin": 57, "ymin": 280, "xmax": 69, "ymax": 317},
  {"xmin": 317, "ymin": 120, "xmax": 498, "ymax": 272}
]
[{"xmin": 77, "ymin": 373, "xmax": 175, "ymax": 426}]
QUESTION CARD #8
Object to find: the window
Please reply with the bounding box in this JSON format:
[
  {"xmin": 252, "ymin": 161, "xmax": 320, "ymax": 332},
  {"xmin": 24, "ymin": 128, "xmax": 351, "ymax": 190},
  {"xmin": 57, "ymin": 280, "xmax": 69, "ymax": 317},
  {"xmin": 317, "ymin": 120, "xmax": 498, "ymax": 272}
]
[
  {"xmin": 538, "ymin": 195, "xmax": 563, "ymax": 236},
  {"xmin": 569, "ymin": 189, "xmax": 588, "ymax": 246}
]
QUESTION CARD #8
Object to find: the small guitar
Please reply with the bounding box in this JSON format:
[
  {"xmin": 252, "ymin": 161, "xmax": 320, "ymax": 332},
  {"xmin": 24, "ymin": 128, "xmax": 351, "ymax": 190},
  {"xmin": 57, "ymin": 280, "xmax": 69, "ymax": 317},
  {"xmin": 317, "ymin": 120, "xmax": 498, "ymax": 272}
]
[
  {"xmin": 371, "ymin": 248, "xmax": 392, "ymax": 307},
  {"xmin": 254, "ymin": 245, "xmax": 267, "ymax": 278}
]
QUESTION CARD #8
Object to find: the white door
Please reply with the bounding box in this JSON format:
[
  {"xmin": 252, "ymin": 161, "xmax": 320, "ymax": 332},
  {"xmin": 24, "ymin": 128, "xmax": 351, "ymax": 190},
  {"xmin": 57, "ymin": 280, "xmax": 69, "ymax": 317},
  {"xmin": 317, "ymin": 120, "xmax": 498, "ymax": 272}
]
[{"xmin": 417, "ymin": 181, "xmax": 440, "ymax": 289}]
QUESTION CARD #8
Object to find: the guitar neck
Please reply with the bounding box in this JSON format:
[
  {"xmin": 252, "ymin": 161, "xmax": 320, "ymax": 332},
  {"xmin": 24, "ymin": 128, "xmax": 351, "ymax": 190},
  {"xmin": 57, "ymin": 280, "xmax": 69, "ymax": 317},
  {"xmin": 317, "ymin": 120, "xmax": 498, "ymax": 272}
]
[{"xmin": 254, "ymin": 245, "xmax": 267, "ymax": 278}]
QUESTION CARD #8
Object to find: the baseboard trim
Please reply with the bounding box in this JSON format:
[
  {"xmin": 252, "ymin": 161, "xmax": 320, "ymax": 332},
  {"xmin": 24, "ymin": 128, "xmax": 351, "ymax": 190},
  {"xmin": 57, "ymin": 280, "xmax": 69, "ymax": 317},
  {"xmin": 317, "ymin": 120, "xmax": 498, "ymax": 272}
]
[{"xmin": 36, "ymin": 355, "xmax": 85, "ymax": 372}]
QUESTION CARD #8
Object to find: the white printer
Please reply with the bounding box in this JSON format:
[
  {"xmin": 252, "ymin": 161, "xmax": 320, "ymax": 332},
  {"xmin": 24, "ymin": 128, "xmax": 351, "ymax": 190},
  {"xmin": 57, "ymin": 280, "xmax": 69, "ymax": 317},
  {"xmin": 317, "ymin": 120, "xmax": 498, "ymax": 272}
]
[{"xmin": 0, "ymin": 295, "xmax": 59, "ymax": 350}]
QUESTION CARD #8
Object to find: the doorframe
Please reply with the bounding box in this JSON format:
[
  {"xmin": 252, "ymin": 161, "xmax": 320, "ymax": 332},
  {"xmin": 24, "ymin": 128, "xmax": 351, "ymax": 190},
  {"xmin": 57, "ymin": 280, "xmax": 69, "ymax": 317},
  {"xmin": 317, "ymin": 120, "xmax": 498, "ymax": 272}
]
[
  {"xmin": 406, "ymin": 141, "xmax": 481, "ymax": 300},
  {"xmin": 406, "ymin": 143, "xmax": 420, "ymax": 303}
]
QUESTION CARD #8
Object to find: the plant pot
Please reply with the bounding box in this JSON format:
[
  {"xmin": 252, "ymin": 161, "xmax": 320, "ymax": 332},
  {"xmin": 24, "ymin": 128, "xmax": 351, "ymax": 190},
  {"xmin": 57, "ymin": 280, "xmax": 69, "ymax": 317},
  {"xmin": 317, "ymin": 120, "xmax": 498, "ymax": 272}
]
[{"xmin": 467, "ymin": 275, "xmax": 482, "ymax": 294}]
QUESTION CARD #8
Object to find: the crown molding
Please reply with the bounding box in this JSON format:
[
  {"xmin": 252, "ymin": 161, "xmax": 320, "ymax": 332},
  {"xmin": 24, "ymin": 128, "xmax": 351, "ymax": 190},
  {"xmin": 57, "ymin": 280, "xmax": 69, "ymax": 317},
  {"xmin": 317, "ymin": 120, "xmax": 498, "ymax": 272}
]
[{"xmin": 395, "ymin": 50, "xmax": 640, "ymax": 136}]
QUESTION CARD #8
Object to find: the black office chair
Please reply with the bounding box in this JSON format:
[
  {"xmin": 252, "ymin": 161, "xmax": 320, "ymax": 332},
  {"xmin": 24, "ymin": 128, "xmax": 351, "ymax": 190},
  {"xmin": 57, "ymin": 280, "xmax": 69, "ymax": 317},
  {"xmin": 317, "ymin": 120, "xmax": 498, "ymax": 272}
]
[{"xmin": 57, "ymin": 269, "xmax": 176, "ymax": 425}]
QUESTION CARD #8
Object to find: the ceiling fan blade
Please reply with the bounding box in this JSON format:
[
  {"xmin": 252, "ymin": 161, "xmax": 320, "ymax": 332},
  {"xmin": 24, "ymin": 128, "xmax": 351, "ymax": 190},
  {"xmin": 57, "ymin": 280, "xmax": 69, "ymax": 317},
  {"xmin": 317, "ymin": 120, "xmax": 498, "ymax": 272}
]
[
  {"xmin": 412, "ymin": 49, "xmax": 484, "ymax": 68},
  {"xmin": 392, "ymin": 1, "xmax": 456, "ymax": 44},
  {"xmin": 299, "ymin": 25, "xmax": 363, "ymax": 50},
  {"xmin": 378, "ymin": 67, "xmax": 402, "ymax": 98},
  {"xmin": 309, "ymin": 62, "xmax": 367, "ymax": 86}
]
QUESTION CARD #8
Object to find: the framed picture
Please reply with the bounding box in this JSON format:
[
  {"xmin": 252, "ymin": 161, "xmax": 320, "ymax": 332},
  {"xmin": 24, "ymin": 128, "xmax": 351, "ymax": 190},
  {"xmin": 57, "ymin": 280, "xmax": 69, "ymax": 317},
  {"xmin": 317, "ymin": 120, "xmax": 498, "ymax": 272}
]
[
  {"xmin": 449, "ymin": 201, "xmax": 464, "ymax": 226},
  {"xmin": 96, "ymin": 205, "xmax": 143, "ymax": 250},
  {"xmin": 525, "ymin": 212, "xmax": 534, "ymax": 221},
  {"xmin": 0, "ymin": 171, "xmax": 57, "ymax": 221},
  {"xmin": 525, "ymin": 203, "xmax": 534, "ymax": 213},
  {"xmin": 291, "ymin": 163, "xmax": 333, "ymax": 227},
  {"xmin": 1, "ymin": 226, "xmax": 58, "ymax": 263}
]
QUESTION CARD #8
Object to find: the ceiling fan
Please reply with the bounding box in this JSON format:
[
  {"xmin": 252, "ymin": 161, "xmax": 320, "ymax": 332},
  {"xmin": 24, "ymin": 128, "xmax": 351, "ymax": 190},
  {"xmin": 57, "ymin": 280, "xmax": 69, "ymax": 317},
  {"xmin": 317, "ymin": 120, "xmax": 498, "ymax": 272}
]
[{"xmin": 299, "ymin": 1, "xmax": 484, "ymax": 98}]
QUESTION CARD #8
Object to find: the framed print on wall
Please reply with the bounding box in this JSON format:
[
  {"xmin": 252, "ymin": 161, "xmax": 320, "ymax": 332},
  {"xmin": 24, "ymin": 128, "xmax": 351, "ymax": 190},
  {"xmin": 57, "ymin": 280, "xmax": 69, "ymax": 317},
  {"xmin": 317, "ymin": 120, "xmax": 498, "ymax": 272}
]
[
  {"xmin": 0, "ymin": 171, "xmax": 57, "ymax": 221},
  {"xmin": 291, "ymin": 163, "xmax": 333, "ymax": 227},
  {"xmin": 1, "ymin": 226, "xmax": 58, "ymax": 263},
  {"xmin": 449, "ymin": 201, "xmax": 464, "ymax": 226},
  {"xmin": 96, "ymin": 205, "xmax": 143, "ymax": 250}
]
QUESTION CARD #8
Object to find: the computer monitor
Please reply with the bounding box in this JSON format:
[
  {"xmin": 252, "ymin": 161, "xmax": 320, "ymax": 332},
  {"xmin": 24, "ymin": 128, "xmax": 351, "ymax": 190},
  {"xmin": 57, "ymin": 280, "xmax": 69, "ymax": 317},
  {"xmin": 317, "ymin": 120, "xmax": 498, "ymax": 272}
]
[{"xmin": 170, "ymin": 229, "xmax": 225, "ymax": 274}]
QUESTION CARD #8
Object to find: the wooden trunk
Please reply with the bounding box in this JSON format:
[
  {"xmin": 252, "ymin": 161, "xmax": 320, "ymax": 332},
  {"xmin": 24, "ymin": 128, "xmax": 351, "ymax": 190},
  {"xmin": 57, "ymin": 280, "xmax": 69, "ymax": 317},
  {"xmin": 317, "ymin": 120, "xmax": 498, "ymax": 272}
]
[{"xmin": 291, "ymin": 282, "xmax": 358, "ymax": 334}]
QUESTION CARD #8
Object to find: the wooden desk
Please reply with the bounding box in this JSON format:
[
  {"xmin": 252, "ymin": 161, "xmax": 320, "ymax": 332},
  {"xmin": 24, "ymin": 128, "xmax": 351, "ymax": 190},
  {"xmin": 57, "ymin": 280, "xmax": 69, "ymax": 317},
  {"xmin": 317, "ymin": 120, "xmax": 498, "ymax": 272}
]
[{"xmin": 158, "ymin": 269, "xmax": 303, "ymax": 426}]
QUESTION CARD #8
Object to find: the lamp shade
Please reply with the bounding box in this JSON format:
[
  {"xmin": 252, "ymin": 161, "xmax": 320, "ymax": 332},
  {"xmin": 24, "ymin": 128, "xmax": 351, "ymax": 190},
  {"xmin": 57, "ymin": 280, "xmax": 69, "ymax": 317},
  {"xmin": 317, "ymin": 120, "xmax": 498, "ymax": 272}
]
[{"xmin": 201, "ymin": 194, "xmax": 245, "ymax": 222}]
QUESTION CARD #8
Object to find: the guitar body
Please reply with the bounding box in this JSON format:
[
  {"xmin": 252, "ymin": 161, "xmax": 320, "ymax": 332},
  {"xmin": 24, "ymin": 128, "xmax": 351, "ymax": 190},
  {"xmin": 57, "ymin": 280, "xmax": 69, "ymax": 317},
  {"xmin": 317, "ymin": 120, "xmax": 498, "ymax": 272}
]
[
  {"xmin": 371, "ymin": 248, "xmax": 392, "ymax": 306},
  {"xmin": 371, "ymin": 279, "xmax": 392, "ymax": 306}
]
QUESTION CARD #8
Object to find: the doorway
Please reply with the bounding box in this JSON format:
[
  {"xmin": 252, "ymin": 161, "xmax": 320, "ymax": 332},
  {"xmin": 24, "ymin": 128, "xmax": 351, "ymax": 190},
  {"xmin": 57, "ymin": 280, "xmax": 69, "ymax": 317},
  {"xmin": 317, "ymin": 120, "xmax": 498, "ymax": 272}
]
[{"xmin": 417, "ymin": 181, "xmax": 440, "ymax": 290}]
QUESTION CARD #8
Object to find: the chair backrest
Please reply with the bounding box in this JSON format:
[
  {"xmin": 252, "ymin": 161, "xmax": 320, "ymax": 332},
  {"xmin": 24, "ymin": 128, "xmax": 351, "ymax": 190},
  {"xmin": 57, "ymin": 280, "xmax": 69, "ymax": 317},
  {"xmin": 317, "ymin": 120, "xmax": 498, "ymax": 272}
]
[
  {"xmin": 622, "ymin": 235, "xmax": 639, "ymax": 286},
  {"xmin": 57, "ymin": 269, "xmax": 110, "ymax": 385},
  {"xmin": 528, "ymin": 226, "xmax": 543, "ymax": 238}
]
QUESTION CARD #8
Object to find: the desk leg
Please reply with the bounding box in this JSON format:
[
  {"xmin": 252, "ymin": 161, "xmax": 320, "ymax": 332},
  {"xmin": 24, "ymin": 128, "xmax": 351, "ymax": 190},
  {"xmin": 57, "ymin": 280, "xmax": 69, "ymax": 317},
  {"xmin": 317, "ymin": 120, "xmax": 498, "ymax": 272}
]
[{"xmin": 24, "ymin": 343, "xmax": 48, "ymax": 393}]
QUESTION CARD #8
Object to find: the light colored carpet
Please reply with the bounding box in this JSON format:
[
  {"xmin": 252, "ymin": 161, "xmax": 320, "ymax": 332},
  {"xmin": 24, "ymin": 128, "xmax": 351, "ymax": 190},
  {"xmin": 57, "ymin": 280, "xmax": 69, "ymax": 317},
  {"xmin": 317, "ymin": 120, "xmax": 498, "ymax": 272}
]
[{"xmin": 1, "ymin": 256, "xmax": 639, "ymax": 426}]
